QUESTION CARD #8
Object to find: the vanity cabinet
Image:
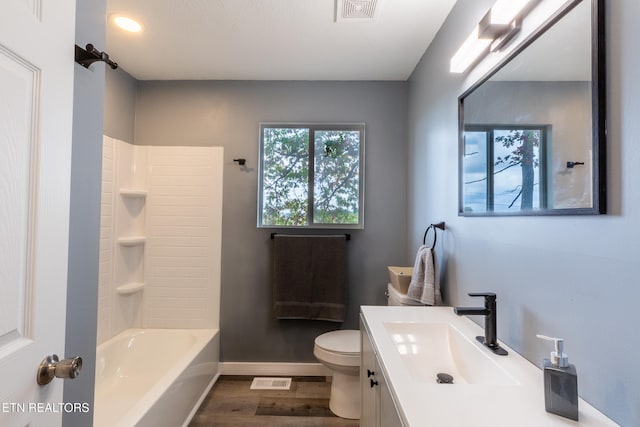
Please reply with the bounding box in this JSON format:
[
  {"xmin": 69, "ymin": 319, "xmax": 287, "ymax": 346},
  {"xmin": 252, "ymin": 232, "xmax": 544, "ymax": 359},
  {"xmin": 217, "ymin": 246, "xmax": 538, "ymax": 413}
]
[
  {"xmin": 360, "ymin": 321, "xmax": 377, "ymax": 426},
  {"xmin": 361, "ymin": 316, "xmax": 403, "ymax": 427}
]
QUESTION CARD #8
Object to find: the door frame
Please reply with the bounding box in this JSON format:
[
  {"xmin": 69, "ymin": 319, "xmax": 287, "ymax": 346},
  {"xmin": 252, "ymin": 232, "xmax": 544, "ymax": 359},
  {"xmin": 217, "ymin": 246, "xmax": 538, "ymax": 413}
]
[{"xmin": 62, "ymin": 0, "xmax": 107, "ymax": 425}]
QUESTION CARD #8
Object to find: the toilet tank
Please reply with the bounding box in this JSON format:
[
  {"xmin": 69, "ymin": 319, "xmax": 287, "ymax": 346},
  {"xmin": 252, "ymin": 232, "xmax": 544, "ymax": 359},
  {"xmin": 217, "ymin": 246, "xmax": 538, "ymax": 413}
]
[{"xmin": 386, "ymin": 283, "xmax": 424, "ymax": 306}]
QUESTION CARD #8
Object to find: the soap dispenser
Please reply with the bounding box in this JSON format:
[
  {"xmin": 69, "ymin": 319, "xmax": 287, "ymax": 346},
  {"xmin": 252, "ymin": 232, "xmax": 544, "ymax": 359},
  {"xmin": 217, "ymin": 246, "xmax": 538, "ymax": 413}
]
[{"xmin": 536, "ymin": 334, "xmax": 578, "ymax": 421}]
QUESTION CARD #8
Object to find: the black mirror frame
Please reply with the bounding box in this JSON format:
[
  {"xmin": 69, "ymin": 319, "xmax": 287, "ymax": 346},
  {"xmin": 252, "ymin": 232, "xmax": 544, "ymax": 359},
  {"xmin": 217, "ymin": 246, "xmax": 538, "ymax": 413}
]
[{"xmin": 458, "ymin": 0, "xmax": 606, "ymax": 217}]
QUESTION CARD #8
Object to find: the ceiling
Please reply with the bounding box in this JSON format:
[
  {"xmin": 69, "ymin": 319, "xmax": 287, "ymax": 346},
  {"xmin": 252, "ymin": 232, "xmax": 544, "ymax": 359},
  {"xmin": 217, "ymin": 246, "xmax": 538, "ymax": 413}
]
[{"xmin": 105, "ymin": 0, "xmax": 457, "ymax": 81}]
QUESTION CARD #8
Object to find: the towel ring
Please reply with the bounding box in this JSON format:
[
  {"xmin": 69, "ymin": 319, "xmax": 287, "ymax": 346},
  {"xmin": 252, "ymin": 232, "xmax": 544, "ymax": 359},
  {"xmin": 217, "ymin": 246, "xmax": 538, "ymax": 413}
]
[
  {"xmin": 422, "ymin": 221, "xmax": 446, "ymax": 249},
  {"xmin": 423, "ymin": 225, "xmax": 437, "ymax": 248}
]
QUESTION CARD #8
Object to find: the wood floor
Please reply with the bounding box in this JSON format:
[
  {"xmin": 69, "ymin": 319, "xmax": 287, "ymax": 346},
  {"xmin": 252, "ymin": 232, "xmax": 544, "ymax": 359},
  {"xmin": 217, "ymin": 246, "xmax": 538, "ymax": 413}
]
[{"xmin": 189, "ymin": 376, "xmax": 360, "ymax": 427}]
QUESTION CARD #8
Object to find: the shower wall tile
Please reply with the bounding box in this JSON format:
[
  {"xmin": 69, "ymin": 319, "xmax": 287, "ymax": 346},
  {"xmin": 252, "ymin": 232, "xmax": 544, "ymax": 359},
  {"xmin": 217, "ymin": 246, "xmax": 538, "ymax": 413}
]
[
  {"xmin": 144, "ymin": 146, "xmax": 223, "ymax": 329},
  {"xmin": 97, "ymin": 140, "xmax": 223, "ymax": 339}
]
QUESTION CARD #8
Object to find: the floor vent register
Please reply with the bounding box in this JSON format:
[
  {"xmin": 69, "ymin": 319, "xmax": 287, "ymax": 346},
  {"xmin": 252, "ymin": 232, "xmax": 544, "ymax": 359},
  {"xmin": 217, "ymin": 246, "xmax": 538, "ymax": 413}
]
[{"xmin": 250, "ymin": 377, "xmax": 293, "ymax": 390}]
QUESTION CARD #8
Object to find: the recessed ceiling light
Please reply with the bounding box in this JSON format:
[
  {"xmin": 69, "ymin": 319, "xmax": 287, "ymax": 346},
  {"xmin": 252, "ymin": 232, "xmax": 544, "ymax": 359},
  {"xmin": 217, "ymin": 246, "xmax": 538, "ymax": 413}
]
[{"xmin": 113, "ymin": 16, "xmax": 143, "ymax": 33}]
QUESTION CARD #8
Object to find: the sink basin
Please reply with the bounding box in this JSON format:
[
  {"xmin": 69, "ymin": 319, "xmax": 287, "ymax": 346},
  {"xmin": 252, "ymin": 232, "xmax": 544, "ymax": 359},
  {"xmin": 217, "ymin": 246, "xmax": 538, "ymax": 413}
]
[
  {"xmin": 383, "ymin": 321, "xmax": 518, "ymax": 385},
  {"xmin": 387, "ymin": 266, "xmax": 413, "ymax": 294}
]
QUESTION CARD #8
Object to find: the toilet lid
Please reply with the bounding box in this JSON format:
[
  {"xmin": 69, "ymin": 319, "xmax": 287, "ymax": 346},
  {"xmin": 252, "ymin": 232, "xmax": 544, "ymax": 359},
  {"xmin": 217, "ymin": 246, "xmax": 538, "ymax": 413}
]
[{"xmin": 315, "ymin": 330, "xmax": 360, "ymax": 354}]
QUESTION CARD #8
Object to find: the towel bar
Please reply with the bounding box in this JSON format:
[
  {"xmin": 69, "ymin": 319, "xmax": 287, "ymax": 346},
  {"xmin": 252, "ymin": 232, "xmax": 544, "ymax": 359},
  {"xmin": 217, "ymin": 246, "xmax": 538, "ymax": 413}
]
[{"xmin": 270, "ymin": 233, "xmax": 351, "ymax": 241}]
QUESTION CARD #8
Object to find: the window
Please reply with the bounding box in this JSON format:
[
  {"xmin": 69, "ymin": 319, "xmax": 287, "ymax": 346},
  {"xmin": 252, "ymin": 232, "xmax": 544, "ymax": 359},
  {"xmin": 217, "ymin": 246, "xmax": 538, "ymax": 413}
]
[
  {"xmin": 258, "ymin": 124, "xmax": 365, "ymax": 228},
  {"xmin": 463, "ymin": 125, "xmax": 547, "ymax": 213}
]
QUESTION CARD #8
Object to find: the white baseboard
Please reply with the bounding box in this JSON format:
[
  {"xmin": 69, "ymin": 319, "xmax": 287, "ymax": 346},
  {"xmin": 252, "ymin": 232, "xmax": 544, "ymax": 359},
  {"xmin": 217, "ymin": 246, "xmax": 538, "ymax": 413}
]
[{"xmin": 220, "ymin": 362, "xmax": 332, "ymax": 377}]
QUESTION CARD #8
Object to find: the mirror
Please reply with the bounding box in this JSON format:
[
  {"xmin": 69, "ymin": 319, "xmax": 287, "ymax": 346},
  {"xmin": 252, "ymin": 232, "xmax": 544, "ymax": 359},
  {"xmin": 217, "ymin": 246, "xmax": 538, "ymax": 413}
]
[{"xmin": 458, "ymin": 0, "xmax": 605, "ymax": 216}]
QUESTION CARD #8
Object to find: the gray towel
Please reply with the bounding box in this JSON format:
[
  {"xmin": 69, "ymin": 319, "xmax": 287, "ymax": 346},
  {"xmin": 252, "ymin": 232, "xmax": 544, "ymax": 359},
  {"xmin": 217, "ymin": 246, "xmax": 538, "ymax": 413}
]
[
  {"xmin": 407, "ymin": 245, "xmax": 442, "ymax": 306},
  {"xmin": 273, "ymin": 235, "xmax": 346, "ymax": 322}
]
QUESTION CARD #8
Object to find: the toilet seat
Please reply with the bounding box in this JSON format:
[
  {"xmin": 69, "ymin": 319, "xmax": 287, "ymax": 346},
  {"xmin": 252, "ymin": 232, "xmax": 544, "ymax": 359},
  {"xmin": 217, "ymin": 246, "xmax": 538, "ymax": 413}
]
[{"xmin": 314, "ymin": 330, "xmax": 360, "ymax": 367}]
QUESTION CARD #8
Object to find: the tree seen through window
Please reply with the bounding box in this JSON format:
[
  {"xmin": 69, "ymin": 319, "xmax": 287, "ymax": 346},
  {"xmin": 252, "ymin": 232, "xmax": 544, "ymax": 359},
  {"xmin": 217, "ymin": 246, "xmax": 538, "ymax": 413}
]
[
  {"xmin": 463, "ymin": 125, "xmax": 546, "ymax": 213},
  {"xmin": 259, "ymin": 124, "xmax": 364, "ymax": 227}
]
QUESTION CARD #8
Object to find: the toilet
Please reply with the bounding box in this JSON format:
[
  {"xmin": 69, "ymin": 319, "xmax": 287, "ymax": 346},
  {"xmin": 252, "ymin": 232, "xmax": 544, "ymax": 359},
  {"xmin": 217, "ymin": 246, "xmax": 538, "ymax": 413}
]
[
  {"xmin": 313, "ymin": 330, "xmax": 361, "ymax": 419},
  {"xmin": 313, "ymin": 283, "xmax": 425, "ymax": 419}
]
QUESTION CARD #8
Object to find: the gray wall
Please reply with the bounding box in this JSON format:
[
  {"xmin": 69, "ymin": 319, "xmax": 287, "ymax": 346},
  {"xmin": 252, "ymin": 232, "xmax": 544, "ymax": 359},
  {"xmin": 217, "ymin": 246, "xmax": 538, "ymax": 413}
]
[
  {"xmin": 407, "ymin": 0, "xmax": 639, "ymax": 425},
  {"xmin": 63, "ymin": 0, "xmax": 105, "ymax": 425},
  {"xmin": 104, "ymin": 67, "xmax": 138, "ymax": 142},
  {"xmin": 133, "ymin": 80, "xmax": 408, "ymax": 361}
]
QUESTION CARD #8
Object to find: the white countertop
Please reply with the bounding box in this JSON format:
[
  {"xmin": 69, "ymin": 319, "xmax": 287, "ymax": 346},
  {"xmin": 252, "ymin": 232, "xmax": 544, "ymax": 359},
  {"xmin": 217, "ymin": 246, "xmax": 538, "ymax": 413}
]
[{"xmin": 360, "ymin": 306, "xmax": 618, "ymax": 427}]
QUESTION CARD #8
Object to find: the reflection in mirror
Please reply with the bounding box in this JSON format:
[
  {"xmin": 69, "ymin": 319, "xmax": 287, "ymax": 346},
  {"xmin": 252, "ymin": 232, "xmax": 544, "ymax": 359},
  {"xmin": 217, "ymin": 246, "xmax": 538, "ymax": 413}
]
[
  {"xmin": 464, "ymin": 126, "xmax": 546, "ymax": 212},
  {"xmin": 459, "ymin": 0, "xmax": 605, "ymax": 216}
]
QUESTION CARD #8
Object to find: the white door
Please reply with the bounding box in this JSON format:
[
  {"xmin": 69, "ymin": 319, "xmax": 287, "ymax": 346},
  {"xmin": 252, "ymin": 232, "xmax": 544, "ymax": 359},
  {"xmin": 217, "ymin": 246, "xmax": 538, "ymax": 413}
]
[{"xmin": 0, "ymin": 0, "xmax": 77, "ymax": 426}]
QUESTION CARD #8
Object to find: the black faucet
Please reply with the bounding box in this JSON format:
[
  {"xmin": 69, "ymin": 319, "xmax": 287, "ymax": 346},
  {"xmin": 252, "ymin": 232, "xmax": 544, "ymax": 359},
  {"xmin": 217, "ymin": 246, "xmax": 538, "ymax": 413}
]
[{"xmin": 454, "ymin": 292, "xmax": 508, "ymax": 356}]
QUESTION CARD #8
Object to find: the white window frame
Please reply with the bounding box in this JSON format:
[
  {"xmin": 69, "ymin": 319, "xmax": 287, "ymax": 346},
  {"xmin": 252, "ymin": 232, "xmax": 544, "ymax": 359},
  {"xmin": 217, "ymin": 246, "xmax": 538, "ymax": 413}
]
[{"xmin": 257, "ymin": 123, "xmax": 365, "ymax": 229}]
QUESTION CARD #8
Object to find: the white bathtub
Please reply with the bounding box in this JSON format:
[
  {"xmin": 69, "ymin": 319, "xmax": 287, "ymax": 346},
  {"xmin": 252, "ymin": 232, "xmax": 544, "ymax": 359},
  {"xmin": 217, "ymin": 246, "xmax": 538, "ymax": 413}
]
[{"xmin": 94, "ymin": 328, "xmax": 219, "ymax": 427}]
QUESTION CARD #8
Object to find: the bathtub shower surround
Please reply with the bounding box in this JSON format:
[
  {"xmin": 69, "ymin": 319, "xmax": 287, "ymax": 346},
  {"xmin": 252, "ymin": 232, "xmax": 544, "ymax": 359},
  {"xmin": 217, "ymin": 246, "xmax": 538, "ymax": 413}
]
[
  {"xmin": 98, "ymin": 136, "xmax": 223, "ymax": 340},
  {"xmin": 96, "ymin": 136, "xmax": 223, "ymax": 426},
  {"xmin": 98, "ymin": 137, "xmax": 148, "ymax": 342}
]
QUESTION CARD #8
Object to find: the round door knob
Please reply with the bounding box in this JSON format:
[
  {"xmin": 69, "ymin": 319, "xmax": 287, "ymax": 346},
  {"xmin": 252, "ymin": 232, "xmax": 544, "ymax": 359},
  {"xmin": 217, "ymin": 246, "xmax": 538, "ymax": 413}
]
[{"xmin": 37, "ymin": 354, "xmax": 83, "ymax": 386}]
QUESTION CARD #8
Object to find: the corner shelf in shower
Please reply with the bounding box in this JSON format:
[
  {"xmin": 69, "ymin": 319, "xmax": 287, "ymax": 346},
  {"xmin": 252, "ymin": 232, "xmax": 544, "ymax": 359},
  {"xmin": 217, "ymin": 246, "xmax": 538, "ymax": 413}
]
[
  {"xmin": 119, "ymin": 188, "xmax": 148, "ymax": 198},
  {"xmin": 117, "ymin": 236, "xmax": 146, "ymax": 246},
  {"xmin": 116, "ymin": 282, "xmax": 145, "ymax": 296}
]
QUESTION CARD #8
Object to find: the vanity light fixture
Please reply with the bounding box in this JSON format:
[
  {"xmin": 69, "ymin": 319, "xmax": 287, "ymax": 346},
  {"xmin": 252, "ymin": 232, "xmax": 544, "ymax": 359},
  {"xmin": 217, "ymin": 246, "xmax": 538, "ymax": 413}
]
[
  {"xmin": 449, "ymin": 26, "xmax": 493, "ymax": 74},
  {"xmin": 450, "ymin": 0, "xmax": 539, "ymax": 73},
  {"xmin": 113, "ymin": 16, "xmax": 143, "ymax": 33},
  {"xmin": 486, "ymin": 0, "xmax": 533, "ymax": 27}
]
